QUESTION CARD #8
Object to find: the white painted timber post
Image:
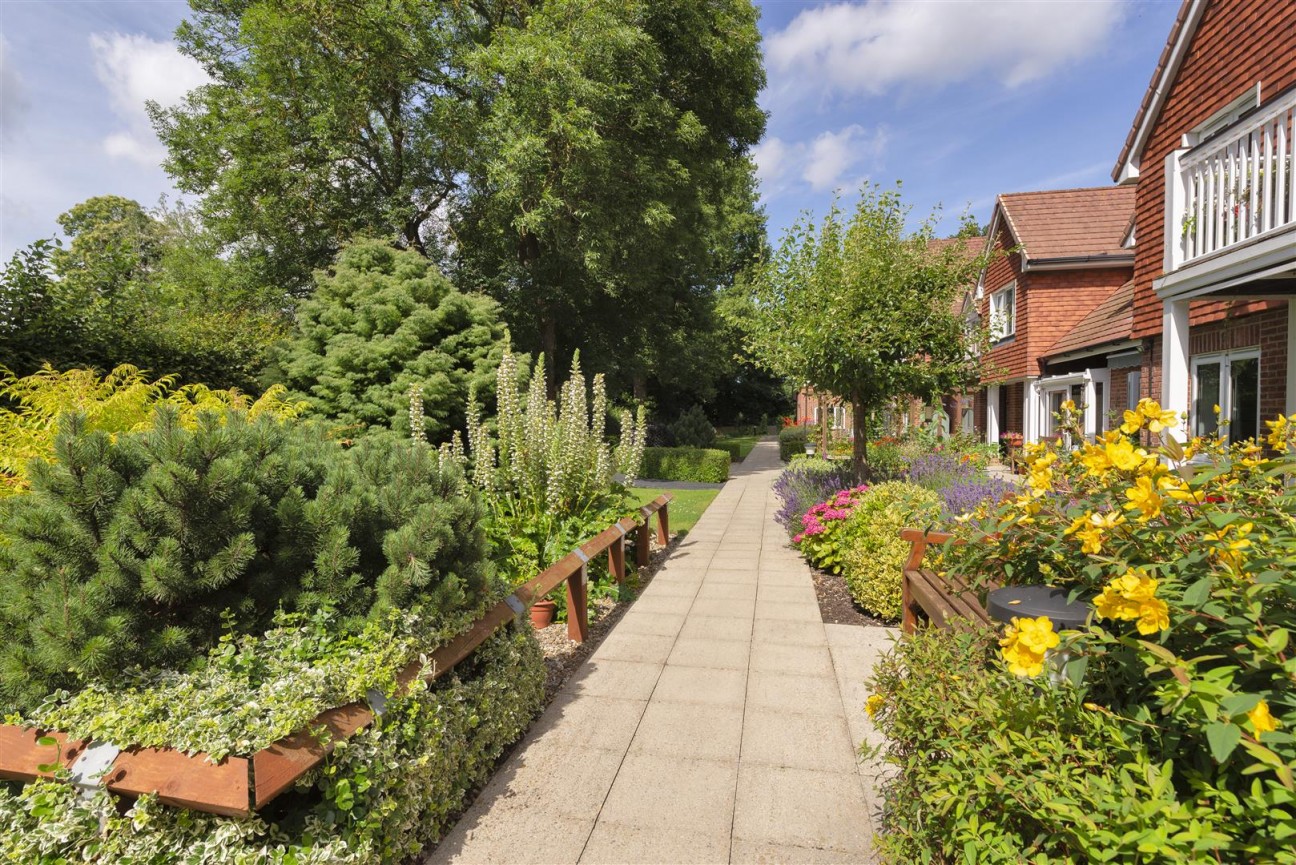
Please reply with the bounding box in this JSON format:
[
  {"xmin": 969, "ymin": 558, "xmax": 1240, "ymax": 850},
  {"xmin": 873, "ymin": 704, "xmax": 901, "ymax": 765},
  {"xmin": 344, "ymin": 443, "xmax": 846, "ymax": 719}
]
[
  {"xmin": 1163, "ymin": 299, "xmax": 1191, "ymax": 433},
  {"xmin": 1083, "ymin": 374, "xmax": 1098, "ymax": 440},
  {"xmin": 1164, "ymin": 149, "xmax": 1189, "ymax": 273},
  {"xmin": 986, "ymin": 384, "xmax": 1000, "ymax": 446}
]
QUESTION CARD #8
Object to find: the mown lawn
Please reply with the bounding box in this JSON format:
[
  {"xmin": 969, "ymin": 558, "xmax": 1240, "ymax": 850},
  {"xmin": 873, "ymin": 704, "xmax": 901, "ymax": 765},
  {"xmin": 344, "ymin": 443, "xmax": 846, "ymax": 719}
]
[
  {"xmin": 716, "ymin": 434, "xmax": 759, "ymax": 462},
  {"xmin": 628, "ymin": 486, "xmax": 720, "ymax": 535}
]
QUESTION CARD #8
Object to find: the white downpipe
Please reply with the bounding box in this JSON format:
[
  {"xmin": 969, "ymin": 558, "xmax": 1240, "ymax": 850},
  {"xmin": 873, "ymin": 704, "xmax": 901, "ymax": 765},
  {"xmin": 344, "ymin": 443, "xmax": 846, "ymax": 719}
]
[{"xmin": 986, "ymin": 384, "xmax": 1000, "ymax": 445}]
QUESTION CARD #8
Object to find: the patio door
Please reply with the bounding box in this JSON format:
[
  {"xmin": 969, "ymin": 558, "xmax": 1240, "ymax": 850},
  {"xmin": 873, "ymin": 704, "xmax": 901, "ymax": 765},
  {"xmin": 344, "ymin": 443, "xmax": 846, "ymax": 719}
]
[{"xmin": 1192, "ymin": 350, "xmax": 1259, "ymax": 443}]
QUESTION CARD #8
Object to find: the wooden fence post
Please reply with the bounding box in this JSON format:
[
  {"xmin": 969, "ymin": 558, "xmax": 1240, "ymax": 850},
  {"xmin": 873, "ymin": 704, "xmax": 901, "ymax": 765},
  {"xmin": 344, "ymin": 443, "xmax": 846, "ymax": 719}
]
[
  {"xmin": 610, "ymin": 535, "xmax": 626, "ymax": 584},
  {"xmin": 636, "ymin": 521, "xmax": 651, "ymax": 567},
  {"xmin": 656, "ymin": 503, "xmax": 670, "ymax": 546},
  {"xmin": 566, "ymin": 563, "xmax": 589, "ymax": 642}
]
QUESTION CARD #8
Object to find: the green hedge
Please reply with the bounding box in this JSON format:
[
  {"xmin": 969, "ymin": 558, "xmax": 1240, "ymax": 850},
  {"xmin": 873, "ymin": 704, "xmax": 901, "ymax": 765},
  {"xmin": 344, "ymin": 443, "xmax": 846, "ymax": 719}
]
[
  {"xmin": 640, "ymin": 447, "xmax": 729, "ymax": 483},
  {"xmin": 0, "ymin": 627, "xmax": 545, "ymax": 863},
  {"xmin": 713, "ymin": 440, "xmax": 743, "ymax": 461},
  {"xmin": 840, "ymin": 482, "xmax": 941, "ymax": 621},
  {"xmin": 778, "ymin": 425, "xmax": 809, "ymax": 461}
]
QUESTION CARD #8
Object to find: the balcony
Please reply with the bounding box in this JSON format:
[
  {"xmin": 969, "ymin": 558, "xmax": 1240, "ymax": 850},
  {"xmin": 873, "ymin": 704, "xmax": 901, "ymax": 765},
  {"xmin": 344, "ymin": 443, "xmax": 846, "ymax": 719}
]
[{"xmin": 1161, "ymin": 88, "xmax": 1296, "ymax": 299}]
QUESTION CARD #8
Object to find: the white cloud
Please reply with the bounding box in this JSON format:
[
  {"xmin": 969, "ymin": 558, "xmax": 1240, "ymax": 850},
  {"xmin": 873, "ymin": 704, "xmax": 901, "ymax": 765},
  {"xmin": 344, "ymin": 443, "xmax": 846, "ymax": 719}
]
[
  {"xmin": 1, "ymin": 37, "xmax": 29, "ymax": 139},
  {"xmin": 753, "ymin": 124, "xmax": 888, "ymax": 198},
  {"xmin": 766, "ymin": 0, "xmax": 1125, "ymax": 97},
  {"xmin": 803, "ymin": 124, "xmax": 886, "ymax": 191},
  {"xmin": 89, "ymin": 32, "xmax": 208, "ymax": 165}
]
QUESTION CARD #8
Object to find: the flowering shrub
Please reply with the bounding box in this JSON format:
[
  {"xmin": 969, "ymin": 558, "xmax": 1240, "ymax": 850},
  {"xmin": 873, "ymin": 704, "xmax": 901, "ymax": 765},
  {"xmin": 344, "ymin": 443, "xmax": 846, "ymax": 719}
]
[
  {"xmin": 772, "ymin": 458, "xmax": 853, "ymax": 533},
  {"xmin": 792, "ymin": 484, "xmax": 870, "ymax": 573},
  {"xmin": 912, "ymin": 400, "xmax": 1296, "ymax": 859},
  {"xmin": 905, "ymin": 451, "xmax": 1016, "ymax": 518},
  {"xmin": 839, "ymin": 482, "xmax": 941, "ymax": 620},
  {"xmin": 998, "ymin": 430, "xmax": 1023, "ymax": 448}
]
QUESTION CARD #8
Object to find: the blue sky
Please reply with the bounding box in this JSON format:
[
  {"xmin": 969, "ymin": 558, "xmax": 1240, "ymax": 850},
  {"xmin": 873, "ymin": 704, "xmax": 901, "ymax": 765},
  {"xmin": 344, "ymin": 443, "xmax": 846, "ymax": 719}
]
[{"xmin": 1, "ymin": 0, "xmax": 1182, "ymax": 260}]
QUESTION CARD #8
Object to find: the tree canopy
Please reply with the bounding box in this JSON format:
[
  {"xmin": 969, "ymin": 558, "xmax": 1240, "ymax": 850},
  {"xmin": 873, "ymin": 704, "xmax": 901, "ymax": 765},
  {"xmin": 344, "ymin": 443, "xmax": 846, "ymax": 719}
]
[{"xmin": 734, "ymin": 185, "xmax": 988, "ymax": 471}]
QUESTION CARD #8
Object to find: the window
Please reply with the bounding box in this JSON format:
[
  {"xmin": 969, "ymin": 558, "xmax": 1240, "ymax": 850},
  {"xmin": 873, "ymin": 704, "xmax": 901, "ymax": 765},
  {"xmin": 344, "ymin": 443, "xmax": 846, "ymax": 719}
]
[
  {"xmin": 1193, "ymin": 351, "xmax": 1259, "ymax": 443},
  {"xmin": 1126, "ymin": 371, "xmax": 1142, "ymax": 412},
  {"xmin": 990, "ymin": 284, "xmax": 1016, "ymax": 341}
]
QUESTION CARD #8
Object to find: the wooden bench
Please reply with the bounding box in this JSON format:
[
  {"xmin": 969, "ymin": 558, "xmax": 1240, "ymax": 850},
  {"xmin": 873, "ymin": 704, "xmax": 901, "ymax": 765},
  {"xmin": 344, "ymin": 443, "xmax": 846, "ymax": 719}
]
[{"xmin": 899, "ymin": 529, "xmax": 998, "ymax": 634}]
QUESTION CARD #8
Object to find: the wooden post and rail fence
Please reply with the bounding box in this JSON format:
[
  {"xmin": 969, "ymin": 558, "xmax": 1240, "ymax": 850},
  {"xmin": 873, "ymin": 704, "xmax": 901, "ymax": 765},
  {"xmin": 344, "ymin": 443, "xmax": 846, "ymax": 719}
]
[{"xmin": 0, "ymin": 495, "xmax": 673, "ymax": 818}]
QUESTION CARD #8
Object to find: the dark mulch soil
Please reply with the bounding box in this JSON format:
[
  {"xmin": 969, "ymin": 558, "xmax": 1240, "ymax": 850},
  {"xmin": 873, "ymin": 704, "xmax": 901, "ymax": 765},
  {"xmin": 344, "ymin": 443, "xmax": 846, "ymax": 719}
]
[{"xmin": 811, "ymin": 566, "xmax": 888, "ymax": 627}]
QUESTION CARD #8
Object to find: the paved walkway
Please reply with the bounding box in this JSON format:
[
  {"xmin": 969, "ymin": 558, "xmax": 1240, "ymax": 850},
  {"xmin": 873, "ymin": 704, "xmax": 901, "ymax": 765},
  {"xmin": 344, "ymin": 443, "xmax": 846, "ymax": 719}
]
[{"xmin": 431, "ymin": 440, "xmax": 895, "ymax": 864}]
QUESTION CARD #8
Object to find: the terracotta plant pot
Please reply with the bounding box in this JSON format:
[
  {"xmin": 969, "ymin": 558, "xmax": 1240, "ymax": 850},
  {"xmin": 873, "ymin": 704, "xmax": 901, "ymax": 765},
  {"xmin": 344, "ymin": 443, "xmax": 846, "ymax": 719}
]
[{"xmin": 529, "ymin": 599, "xmax": 558, "ymax": 629}]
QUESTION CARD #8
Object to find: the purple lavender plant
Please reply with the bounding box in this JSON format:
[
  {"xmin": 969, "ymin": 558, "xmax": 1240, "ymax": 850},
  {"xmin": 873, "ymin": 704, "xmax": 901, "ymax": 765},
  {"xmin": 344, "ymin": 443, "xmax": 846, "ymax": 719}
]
[
  {"xmin": 939, "ymin": 476, "xmax": 1017, "ymax": 518},
  {"xmin": 773, "ymin": 460, "xmax": 854, "ymax": 534}
]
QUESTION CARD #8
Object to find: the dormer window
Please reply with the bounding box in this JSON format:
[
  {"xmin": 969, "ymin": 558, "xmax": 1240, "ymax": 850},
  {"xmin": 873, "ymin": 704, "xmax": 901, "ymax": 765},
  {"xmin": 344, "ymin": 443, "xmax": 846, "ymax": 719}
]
[{"xmin": 989, "ymin": 283, "xmax": 1016, "ymax": 342}]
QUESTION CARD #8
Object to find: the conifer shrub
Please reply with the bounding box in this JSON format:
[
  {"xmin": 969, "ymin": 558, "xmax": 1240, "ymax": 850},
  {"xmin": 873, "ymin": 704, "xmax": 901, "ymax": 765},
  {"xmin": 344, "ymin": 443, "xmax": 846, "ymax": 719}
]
[
  {"xmin": 0, "ymin": 409, "xmax": 488, "ymax": 711},
  {"xmin": 668, "ymin": 405, "xmax": 716, "ymax": 449},
  {"xmin": 277, "ymin": 239, "xmax": 509, "ymax": 440}
]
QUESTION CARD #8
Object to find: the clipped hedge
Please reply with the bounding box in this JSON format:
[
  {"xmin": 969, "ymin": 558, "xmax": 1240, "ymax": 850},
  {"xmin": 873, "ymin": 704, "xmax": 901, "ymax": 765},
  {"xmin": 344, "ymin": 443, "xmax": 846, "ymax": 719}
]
[
  {"xmin": 840, "ymin": 482, "xmax": 941, "ymax": 620},
  {"xmin": 640, "ymin": 447, "xmax": 729, "ymax": 483},
  {"xmin": 778, "ymin": 424, "xmax": 809, "ymax": 461},
  {"xmin": 0, "ymin": 626, "xmax": 545, "ymax": 864},
  {"xmin": 713, "ymin": 440, "xmax": 743, "ymax": 461}
]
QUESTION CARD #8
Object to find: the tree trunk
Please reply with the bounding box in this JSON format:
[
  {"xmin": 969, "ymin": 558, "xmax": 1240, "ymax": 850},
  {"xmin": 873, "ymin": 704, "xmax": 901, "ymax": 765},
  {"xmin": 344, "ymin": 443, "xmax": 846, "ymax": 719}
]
[
  {"xmin": 818, "ymin": 395, "xmax": 829, "ymax": 454},
  {"xmin": 541, "ymin": 314, "xmax": 558, "ymax": 400},
  {"xmin": 852, "ymin": 394, "xmax": 868, "ymax": 479},
  {"xmin": 633, "ymin": 373, "xmax": 648, "ymax": 402}
]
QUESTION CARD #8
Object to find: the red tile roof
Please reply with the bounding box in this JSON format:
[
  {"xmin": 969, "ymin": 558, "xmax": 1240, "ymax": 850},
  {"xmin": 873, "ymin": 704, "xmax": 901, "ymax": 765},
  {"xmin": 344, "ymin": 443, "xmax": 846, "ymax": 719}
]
[
  {"xmin": 1044, "ymin": 279, "xmax": 1135, "ymax": 358},
  {"xmin": 997, "ymin": 186, "xmax": 1137, "ymax": 263}
]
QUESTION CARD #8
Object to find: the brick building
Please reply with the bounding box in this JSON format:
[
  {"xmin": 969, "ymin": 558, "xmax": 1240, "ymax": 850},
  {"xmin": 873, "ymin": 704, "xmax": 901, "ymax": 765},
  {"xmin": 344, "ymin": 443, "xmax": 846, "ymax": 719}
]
[
  {"xmin": 1112, "ymin": 0, "xmax": 1296, "ymax": 441},
  {"xmin": 970, "ymin": 186, "xmax": 1136, "ymax": 444}
]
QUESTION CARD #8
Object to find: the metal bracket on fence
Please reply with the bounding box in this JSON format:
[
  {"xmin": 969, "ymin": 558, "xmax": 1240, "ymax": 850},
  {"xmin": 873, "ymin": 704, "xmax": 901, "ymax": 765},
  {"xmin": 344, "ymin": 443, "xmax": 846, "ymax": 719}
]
[
  {"xmin": 69, "ymin": 742, "xmax": 120, "ymax": 799},
  {"xmin": 503, "ymin": 594, "xmax": 525, "ymax": 620},
  {"xmin": 614, "ymin": 522, "xmax": 627, "ymax": 536},
  {"xmin": 366, "ymin": 689, "xmax": 388, "ymax": 717},
  {"xmin": 572, "ymin": 548, "xmax": 590, "ymax": 564}
]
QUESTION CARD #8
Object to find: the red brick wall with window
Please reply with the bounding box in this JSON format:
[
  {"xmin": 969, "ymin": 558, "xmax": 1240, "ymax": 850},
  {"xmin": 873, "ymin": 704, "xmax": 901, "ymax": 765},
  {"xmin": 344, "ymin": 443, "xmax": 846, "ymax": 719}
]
[
  {"xmin": 980, "ymin": 225, "xmax": 1027, "ymax": 379},
  {"xmin": 1140, "ymin": 303, "xmax": 1289, "ymax": 424},
  {"xmin": 1128, "ymin": 0, "xmax": 1296, "ymax": 339},
  {"xmin": 1027, "ymin": 268, "xmax": 1133, "ymax": 375}
]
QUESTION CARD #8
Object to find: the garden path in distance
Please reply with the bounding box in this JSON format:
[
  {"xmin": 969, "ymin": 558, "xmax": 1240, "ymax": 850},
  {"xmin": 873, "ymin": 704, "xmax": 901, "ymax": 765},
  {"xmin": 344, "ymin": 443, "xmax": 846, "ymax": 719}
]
[{"xmin": 429, "ymin": 440, "xmax": 894, "ymax": 864}]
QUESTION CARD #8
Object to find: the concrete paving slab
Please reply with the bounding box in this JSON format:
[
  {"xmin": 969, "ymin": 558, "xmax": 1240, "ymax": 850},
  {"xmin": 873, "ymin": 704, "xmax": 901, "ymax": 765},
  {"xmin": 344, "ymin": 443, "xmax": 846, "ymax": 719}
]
[
  {"xmin": 741, "ymin": 708, "xmax": 858, "ymax": 774},
  {"xmin": 597, "ymin": 752, "xmax": 738, "ymax": 835},
  {"xmin": 680, "ymin": 614, "xmax": 754, "ymax": 642},
  {"xmin": 756, "ymin": 583, "xmax": 819, "ymax": 604},
  {"xmin": 526, "ymin": 693, "xmax": 648, "ymax": 753},
  {"xmin": 755, "ymin": 599, "xmax": 824, "ymax": 622},
  {"xmin": 733, "ymin": 764, "xmax": 875, "ymax": 855},
  {"xmin": 592, "ymin": 631, "xmax": 677, "ymax": 666},
  {"xmin": 566, "ymin": 658, "xmax": 662, "ymax": 701},
  {"xmin": 580, "ymin": 821, "xmax": 730, "ymax": 865},
  {"xmin": 752, "ymin": 618, "xmax": 828, "ymax": 647},
  {"xmin": 689, "ymin": 596, "xmax": 756, "ymax": 619},
  {"xmin": 610, "ymin": 611, "xmax": 687, "ymax": 638},
  {"xmin": 696, "ymin": 582, "xmax": 758, "ymax": 601},
  {"xmin": 666, "ymin": 636, "xmax": 751, "ymax": 671},
  {"xmin": 730, "ymin": 839, "xmax": 872, "ymax": 864},
  {"xmin": 750, "ymin": 642, "xmax": 836, "ymax": 678},
  {"xmin": 653, "ymin": 665, "xmax": 748, "ymax": 707},
  {"xmin": 747, "ymin": 670, "xmax": 846, "ymax": 717},
  {"xmin": 628, "ymin": 700, "xmax": 744, "ymax": 761}
]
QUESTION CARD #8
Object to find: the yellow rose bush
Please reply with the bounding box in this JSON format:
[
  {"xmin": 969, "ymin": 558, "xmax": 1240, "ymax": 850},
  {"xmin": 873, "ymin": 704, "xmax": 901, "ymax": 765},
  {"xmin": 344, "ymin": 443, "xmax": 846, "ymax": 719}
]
[{"xmin": 865, "ymin": 402, "xmax": 1296, "ymax": 862}]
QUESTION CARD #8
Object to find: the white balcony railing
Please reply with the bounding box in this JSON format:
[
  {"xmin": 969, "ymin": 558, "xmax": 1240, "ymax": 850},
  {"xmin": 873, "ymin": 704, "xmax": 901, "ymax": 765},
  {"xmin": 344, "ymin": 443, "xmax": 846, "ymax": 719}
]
[{"xmin": 1168, "ymin": 89, "xmax": 1296, "ymax": 271}]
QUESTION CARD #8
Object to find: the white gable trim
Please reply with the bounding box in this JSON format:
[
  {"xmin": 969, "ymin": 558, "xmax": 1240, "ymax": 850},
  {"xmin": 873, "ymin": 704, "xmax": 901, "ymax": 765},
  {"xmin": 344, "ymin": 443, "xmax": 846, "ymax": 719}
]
[{"xmin": 1112, "ymin": 0, "xmax": 1208, "ymax": 185}]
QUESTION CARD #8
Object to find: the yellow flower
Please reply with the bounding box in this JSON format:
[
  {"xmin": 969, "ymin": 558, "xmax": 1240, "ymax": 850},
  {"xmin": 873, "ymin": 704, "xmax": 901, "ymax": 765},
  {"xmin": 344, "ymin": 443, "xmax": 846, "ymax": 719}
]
[
  {"xmin": 1123, "ymin": 476, "xmax": 1164, "ymax": 521},
  {"xmin": 1136, "ymin": 398, "xmax": 1179, "ymax": 434},
  {"xmin": 1120, "ymin": 409, "xmax": 1143, "ymax": 435},
  {"xmin": 1094, "ymin": 569, "xmax": 1169, "ymax": 634},
  {"xmin": 1080, "ymin": 442, "xmax": 1113, "ymax": 477},
  {"xmin": 1105, "ymin": 437, "xmax": 1151, "ymax": 472},
  {"xmin": 1248, "ymin": 700, "xmax": 1280, "ymax": 738},
  {"xmin": 1065, "ymin": 511, "xmax": 1125, "ymax": 555},
  {"xmin": 1266, "ymin": 413, "xmax": 1296, "ymax": 452},
  {"xmin": 1060, "ymin": 399, "xmax": 1076, "ymax": 413},
  {"xmin": 999, "ymin": 616, "xmax": 1060, "ymax": 677},
  {"xmin": 865, "ymin": 694, "xmax": 885, "ymax": 719},
  {"xmin": 1204, "ymin": 522, "xmax": 1253, "ymax": 571}
]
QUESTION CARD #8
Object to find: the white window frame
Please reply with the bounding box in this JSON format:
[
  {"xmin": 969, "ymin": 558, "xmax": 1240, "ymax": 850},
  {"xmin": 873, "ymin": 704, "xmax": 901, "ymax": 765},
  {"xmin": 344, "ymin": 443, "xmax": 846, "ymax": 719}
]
[
  {"xmin": 989, "ymin": 283, "xmax": 1016, "ymax": 342},
  {"xmin": 1191, "ymin": 348, "xmax": 1260, "ymax": 442},
  {"xmin": 1126, "ymin": 370, "xmax": 1142, "ymax": 412}
]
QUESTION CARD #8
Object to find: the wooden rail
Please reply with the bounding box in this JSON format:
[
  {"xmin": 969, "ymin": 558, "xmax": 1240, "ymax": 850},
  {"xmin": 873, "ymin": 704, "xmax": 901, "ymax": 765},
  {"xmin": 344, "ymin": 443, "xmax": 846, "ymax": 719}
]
[
  {"xmin": 899, "ymin": 528, "xmax": 997, "ymax": 634},
  {"xmin": 0, "ymin": 494, "xmax": 672, "ymax": 816}
]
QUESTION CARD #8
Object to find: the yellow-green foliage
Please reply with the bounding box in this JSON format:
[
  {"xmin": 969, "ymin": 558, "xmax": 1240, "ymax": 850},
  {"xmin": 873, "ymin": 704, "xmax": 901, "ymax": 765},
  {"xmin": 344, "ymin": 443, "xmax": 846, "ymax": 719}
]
[
  {"xmin": 0, "ymin": 364, "xmax": 305, "ymax": 495},
  {"xmin": 841, "ymin": 481, "xmax": 941, "ymax": 621}
]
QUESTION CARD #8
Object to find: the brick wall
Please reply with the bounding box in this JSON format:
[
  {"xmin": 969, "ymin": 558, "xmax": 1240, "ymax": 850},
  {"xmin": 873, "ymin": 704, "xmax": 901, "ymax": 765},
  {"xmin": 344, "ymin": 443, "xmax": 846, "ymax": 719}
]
[
  {"xmin": 1129, "ymin": 0, "xmax": 1296, "ymax": 339},
  {"xmin": 981, "ymin": 224, "xmax": 1028, "ymax": 379},
  {"xmin": 1005, "ymin": 382, "xmax": 1025, "ymax": 434},
  {"xmin": 1026, "ymin": 268, "xmax": 1133, "ymax": 375},
  {"xmin": 1139, "ymin": 303, "xmax": 1289, "ymax": 424}
]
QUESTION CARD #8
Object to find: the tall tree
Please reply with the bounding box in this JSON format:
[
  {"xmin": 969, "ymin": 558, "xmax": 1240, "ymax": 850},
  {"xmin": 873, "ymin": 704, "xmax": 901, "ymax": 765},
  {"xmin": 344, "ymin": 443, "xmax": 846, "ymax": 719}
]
[
  {"xmin": 152, "ymin": 0, "xmax": 484, "ymax": 295},
  {"xmin": 735, "ymin": 185, "xmax": 988, "ymax": 474},
  {"xmin": 454, "ymin": 0, "xmax": 765, "ymax": 389}
]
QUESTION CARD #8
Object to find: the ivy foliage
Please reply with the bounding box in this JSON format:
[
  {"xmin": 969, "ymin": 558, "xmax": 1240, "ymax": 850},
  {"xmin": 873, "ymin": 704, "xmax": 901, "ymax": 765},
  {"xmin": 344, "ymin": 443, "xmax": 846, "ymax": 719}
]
[
  {"xmin": 0, "ymin": 410, "xmax": 489, "ymax": 711},
  {"xmin": 277, "ymin": 240, "xmax": 508, "ymax": 440},
  {"xmin": 0, "ymin": 628, "xmax": 545, "ymax": 864}
]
